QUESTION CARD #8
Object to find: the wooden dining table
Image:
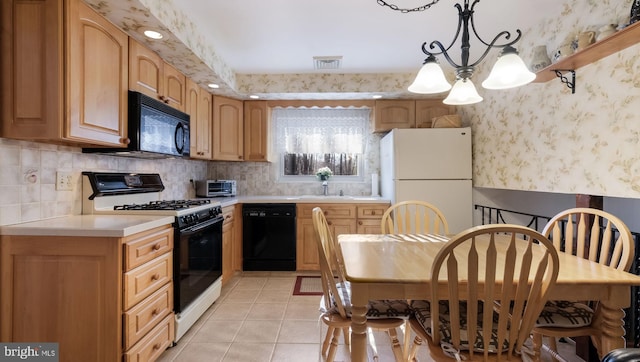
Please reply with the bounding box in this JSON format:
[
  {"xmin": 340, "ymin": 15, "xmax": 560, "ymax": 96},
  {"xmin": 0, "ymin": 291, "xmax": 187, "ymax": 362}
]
[{"xmin": 338, "ymin": 233, "xmax": 640, "ymax": 362}]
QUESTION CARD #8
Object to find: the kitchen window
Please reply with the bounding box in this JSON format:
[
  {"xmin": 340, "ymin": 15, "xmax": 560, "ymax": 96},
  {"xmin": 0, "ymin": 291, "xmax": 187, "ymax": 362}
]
[{"xmin": 273, "ymin": 107, "xmax": 369, "ymax": 180}]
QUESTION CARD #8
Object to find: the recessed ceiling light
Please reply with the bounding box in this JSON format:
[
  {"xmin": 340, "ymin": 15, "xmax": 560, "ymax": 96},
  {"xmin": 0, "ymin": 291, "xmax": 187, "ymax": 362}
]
[
  {"xmin": 372, "ymin": 95, "xmax": 383, "ymax": 99},
  {"xmin": 249, "ymin": 95, "xmax": 260, "ymax": 99},
  {"xmin": 207, "ymin": 83, "xmax": 219, "ymax": 89},
  {"xmin": 143, "ymin": 30, "xmax": 164, "ymax": 40}
]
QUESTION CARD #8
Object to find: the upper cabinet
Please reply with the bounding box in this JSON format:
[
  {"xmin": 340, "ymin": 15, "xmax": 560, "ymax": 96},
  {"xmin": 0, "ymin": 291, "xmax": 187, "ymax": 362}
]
[
  {"xmin": 186, "ymin": 79, "xmax": 212, "ymax": 160},
  {"xmin": 1, "ymin": 0, "xmax": 129, "ymax": 147},
  {"xmin": 129, "ymin": 38, "xmax": 186, "ymax": 112},
  {"xmin": 373, "ymin": 99, "xmax": 454, "ymax": 132},
  {"xmin": 213, "ymin": 96, "xmax": 244, "ymax": 161},
  {"xmin": 243, "ymin": 101, "xmax": 270, "ymax": 162}
]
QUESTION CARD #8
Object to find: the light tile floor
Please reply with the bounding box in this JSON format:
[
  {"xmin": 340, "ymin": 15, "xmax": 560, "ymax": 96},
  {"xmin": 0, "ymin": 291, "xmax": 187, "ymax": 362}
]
[{"xmin": 157, "ymin": 271, "xmax": 585, "ymax": 362}]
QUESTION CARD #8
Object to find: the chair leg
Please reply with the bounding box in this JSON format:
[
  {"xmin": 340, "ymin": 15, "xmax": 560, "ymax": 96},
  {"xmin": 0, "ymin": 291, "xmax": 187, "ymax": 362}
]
[
  {"xmin": 532, "ymin": 332, "xmax": 543, "ymax": 362},
  {"xmin": 408, "ymin": 334, "xmax": 424, "ymax": 361},
  {"xmin": 387, "ymin": 328, "xmax": 405, "ymax": 362},
  {"xmin": 549, "ymin": 337, "xmax": 560, "ymax": 362},
  {"xmin": 342, "ymin": 327, "xmax": 350, "ymax": 345},
  {"xmin": 326, "ymin": 327, "xmax": 341, "ymax": 362},
  {"xmin": 322, "ymin": 326, "xmax": 334, "ymax": 356}
]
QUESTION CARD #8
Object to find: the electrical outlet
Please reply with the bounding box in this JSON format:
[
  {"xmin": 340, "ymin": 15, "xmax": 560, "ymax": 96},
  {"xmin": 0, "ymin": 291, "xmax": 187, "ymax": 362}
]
[{"xmin": 56, "ymin": 171, "xmax": 74, "ymax": 191}]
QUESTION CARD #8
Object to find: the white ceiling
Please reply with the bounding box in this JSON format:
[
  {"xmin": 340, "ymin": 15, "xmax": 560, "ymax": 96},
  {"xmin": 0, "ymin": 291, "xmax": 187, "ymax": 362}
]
[{"xmin": 171, "ymin": 0, "xmax": 563, "ymax": 76}]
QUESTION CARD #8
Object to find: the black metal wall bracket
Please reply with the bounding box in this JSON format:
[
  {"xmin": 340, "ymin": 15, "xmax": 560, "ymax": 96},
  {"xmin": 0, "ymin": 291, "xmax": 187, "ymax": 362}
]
[{"xmin": 553, "ymin": 69, "xmax": 576, "ymax": 94}]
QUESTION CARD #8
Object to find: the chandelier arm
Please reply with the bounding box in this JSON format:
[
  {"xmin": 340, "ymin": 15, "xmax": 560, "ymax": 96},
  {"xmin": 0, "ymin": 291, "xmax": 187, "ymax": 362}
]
[
  {"xmin": 423, "ymin": 41, "xmax": 462, "ymax": 68},
  {"xmin": 466, "ymin": 30, "xmax": 520, "ymax": 68}
]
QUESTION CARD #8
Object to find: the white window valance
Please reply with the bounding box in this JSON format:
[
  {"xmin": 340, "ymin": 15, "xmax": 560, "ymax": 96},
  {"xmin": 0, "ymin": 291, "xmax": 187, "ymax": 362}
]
[{"xmin": 273, "ymin": 108, "xmax": 369, "ymax": 154}]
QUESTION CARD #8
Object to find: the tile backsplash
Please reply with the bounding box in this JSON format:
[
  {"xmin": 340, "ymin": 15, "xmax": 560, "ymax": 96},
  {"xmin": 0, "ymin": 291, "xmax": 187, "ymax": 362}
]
[
  {"xmin": 0, "ymin": 138, "xmax": 207, "ymax": 226},
  {"xmin": 0, "ymin": 134, "xmax": 380, "ymax": 226}
]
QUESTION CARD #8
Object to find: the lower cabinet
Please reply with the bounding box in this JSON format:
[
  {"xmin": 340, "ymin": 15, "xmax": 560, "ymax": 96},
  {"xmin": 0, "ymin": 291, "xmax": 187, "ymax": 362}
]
[
  {"xmin": 0, "ymin": 224, "xmax": 174, "ymax": 362},
  {"xmin": 296, "ymin": 203, "xmax": 389, "ymax": 270},
  {"xmin": 221, "ymin": 205, "xmax": 237, "ymax": 285}
]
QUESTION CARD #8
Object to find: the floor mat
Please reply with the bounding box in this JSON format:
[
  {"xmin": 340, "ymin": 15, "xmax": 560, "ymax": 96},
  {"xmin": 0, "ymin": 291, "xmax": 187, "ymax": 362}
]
[{"xmin": 292, "ymin": 276, "xmax": 324, "ymax": 296}]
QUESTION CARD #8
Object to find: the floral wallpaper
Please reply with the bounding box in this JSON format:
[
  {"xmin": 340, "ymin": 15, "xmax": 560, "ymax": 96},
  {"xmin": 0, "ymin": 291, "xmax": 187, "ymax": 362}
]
[{"xmin": 462, "ymin": 0, "xmax": 640, "ymax": 199}]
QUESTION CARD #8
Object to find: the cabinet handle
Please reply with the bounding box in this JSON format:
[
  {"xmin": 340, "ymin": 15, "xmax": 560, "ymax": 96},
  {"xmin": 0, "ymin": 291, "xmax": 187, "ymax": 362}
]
[
  {"xmin": 152, "ymin": 243, "xmax": 161, "ymax": 251},
  {"xmin": 225, "ymin": 215, "xmax": 231, "ymax": 220},
  {"xmin": 158, "ymin": 95, "xmax": 165, "ymax": 101},
  {"xmin": 328, "ymin": 221, "xmax": 332, "ymax": 226},
  {"xmin": 121, "ymin": 138, "xmax": 131, "ymax": 145},
  {"xmin": 151, "ymin": 273, "xmax": 160, "ymax": 281},
  {"xmin": 358, "ymin": 221, "xmax": 363, "ymax": 225},
  {"xmin": 151, "ymin": 308, "xmax": 159, "ymax": 316},
  {"xmin": 152, "ymin": 343, "xmax": 161, "ymax": 350}
]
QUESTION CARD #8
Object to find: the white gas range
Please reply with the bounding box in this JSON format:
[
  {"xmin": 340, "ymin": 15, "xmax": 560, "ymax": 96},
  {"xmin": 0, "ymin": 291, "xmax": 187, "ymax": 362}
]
[{"xmin": 82, "ymin": 172, "xmax": 224, "ymax": 343}]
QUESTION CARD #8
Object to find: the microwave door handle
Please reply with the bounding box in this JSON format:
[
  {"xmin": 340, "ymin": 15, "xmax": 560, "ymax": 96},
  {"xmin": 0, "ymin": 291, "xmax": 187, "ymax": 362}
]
[{"xmin": 174, "ymin": 122, "xmax": 185, "ymax": 154}]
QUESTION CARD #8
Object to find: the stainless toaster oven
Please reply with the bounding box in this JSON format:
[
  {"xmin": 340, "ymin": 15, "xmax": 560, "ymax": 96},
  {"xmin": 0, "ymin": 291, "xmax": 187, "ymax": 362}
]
[{"xmin": 196, "ymin": 180, "xmax": 237, "ymax": 197}]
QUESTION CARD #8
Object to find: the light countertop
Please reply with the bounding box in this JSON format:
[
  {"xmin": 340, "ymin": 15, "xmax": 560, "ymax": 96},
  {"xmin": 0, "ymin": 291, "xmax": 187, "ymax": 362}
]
[
  {"xmin": 0, "ymin": 215, "xmax": 175, "ymax": 237},
  {"xmin": 214, "ymin": 195, "xmax": 390, "ymax": 208}
]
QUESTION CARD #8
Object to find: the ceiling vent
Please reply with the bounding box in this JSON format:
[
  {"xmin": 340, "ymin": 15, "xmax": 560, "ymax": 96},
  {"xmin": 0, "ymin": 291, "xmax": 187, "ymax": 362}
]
[{"xmin": 313, "ymin": 56, "xmax": 342, "ymax": 70}]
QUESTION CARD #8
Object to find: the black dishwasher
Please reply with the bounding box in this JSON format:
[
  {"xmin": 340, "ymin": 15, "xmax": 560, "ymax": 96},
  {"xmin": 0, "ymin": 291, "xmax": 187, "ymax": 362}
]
[{"xmin": 242, "ymin": 204, "xmax": 296, "ymax": 271}]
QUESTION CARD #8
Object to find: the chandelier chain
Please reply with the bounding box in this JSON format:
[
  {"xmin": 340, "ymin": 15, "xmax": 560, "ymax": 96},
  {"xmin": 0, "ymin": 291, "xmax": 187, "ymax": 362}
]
[{"xmin": 376, "ymin": 0, "xmax": 440, "ymax": 13}]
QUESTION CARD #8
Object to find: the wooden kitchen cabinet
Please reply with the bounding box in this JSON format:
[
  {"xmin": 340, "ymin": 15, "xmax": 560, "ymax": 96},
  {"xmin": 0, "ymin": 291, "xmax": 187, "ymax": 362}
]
[
  {"xmin": 129, "ymin": 38, "xmax": 186, "ymax": 112},
  {"xmin": 1, "ymin": 0, "xmax": 129, "ymax": 147},
  {"xmin": 373, "ymin": 99, "xmax": 454, "ymax": 132},
  {"xmin": 415, "ymin": 99, "xmax": 456, "ymax": 128},
  {"xmin": 244, "ymin": 100, "xmax": 271, "ymax": 162},
  {"xmin": 186, "ymin": 79, "xmax": 213, "ymax": 159},
  {"xmin": 356, "ymin": 203, "xmax": 389, "ymax": 234},
  {"xmin": 213, "ymin": 95, "xmax": 244, "ymax": 161},
  {"xmin": 0, "ymin": 224, "xmax": 174, "ymax": 362},
  {"xmin": 222, "ymin": 205, "xmax": 236, "ymax": 285},
  {"xmin": 296, "ymin": 204, "xmax": 354, "ymax": 270},
  {"xmin": 296, "ymin": 203, "xmax": 390, "ymax": 270}
]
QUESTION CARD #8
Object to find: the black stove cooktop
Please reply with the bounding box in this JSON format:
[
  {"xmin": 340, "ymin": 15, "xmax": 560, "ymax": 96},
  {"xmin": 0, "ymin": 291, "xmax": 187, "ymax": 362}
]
[{"xmin": 113, "ymin": 199, "xmax": 211, "ymax": 211}]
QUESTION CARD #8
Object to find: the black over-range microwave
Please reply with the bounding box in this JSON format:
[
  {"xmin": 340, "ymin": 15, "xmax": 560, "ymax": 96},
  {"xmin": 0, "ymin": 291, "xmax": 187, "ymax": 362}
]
[{"xmin": 83, "ymin": 91, "xmax": 190, "ymax": 158}]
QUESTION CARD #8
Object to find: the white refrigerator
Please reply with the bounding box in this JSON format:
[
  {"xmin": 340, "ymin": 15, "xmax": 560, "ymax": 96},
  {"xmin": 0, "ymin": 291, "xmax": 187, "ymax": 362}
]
[{"xmin": 380, "ymin": 127, "xmax": 472, "ymax": 234}]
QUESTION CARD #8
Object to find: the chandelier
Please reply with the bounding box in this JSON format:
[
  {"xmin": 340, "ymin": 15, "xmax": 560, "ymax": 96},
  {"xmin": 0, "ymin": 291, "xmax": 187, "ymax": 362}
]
[{"xmin": 404, "ymin": 0, "xmax": 535, "ymax": 105}]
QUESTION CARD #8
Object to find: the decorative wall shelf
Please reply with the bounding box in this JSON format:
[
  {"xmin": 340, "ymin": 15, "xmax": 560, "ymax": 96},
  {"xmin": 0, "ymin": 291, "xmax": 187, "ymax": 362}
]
[{"xmin": 533, "ymin": 21, "xmax": 640, "ymax": 89}]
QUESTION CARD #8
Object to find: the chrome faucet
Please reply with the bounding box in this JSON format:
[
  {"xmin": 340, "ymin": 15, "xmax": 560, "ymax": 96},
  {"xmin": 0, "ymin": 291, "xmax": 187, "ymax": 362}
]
[{"xmin": 322, "ymin": 181, "xmax": 329, "ymax": 196}]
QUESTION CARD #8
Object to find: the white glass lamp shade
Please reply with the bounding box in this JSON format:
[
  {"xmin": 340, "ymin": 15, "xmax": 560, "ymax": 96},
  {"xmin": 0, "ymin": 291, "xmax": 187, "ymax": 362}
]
[
  {"xmin": 443, "ymin": 78, "xmax": 483, "ymax": 105},
  {"xmin": 408, "ymin": 59, "xmax": 452, "ymax": 94},
  {"xmin": 482, "ymin": 48, "xmax": 536, "ymax": 90}
]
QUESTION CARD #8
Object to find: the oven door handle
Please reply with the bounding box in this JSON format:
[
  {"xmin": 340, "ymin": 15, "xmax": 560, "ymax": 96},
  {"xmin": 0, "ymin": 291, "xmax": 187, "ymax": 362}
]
[{"xmin": 181, "ymin": 216, "xmax": 223, "ymax": 234}]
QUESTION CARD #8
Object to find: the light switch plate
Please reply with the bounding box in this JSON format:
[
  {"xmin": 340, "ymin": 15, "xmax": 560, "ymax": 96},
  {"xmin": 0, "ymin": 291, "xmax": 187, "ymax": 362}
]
[{"xmin": 56, "ymin": 171, "xmax": 74, "ymax": 191}]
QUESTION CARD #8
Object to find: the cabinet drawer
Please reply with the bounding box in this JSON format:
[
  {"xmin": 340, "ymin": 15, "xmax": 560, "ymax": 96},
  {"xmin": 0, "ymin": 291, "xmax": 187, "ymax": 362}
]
[
  {"xmin": 124, "ymin": 226, "xmax": 173, "ymax": 270},
  {"xmin": 124, "ymin": 313, "xmax": 174, "ymax": 362},
  {"xmin": 124, "ymin": 252, "xmax": 172, "ymax": 310},
  {"xmin": 124, "ymin": 283, "xmax": 173, "ymax": 350},
  {"xmin": 357, "ymin": 204, "xmax": 389, "ymax": 219},
  {"xmin": 298, "ymin": 204, "xmax": 356, "ymax": 219}
]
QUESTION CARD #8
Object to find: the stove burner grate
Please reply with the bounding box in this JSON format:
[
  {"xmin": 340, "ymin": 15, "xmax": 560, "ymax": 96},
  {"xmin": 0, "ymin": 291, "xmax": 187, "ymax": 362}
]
[{"xmin": 114, "ymin": 199, "xmax": 211, "ymax": 211}]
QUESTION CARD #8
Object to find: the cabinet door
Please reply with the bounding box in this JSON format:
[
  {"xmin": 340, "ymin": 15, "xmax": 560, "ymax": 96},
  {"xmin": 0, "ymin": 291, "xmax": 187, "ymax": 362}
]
[
  {"xmin": 244, "ymin": 101, "xmax": 270, "ymax": 162},
  {"xmin": 1, "ymin": 0, "xmax": 63, "ymax": 140},
  {"xmin": 162, "ymin": 62, "xmax": 186, "ymax": 112},
  {"xmin": 373, "ymin": 100, "xmax": 415, "ymax": 132},
  {"xmin": 296, "ymin": 216, "xmax": 356, "ymax": 271},
  {"xmin": 296, "ymin": 218, "xmax": 319, "ymax": 270},
  {"xmin": 222, "ymin": 206, "xmax": 234, "ymax": 284},
  {"xmin": 66, "ymin": 0, "xmax": 128, "ymax": 146},
  {"xmin": 128, "ymin": 38, "xmax": 162, "ymax": 100},
  {"xmin": 186, "ymin": 79, "xmax": 212, "ymax": 159},
  {"xmin": 0, "ymin": 235, "xmax": 121, "ymax": 361},
  {"xmin": 213, "ymin": 96, "xmax": 244, "ymax": 161},
  {"xmin": 415, "ymin": 99, "xmax": 455, "ymax": 128}
]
